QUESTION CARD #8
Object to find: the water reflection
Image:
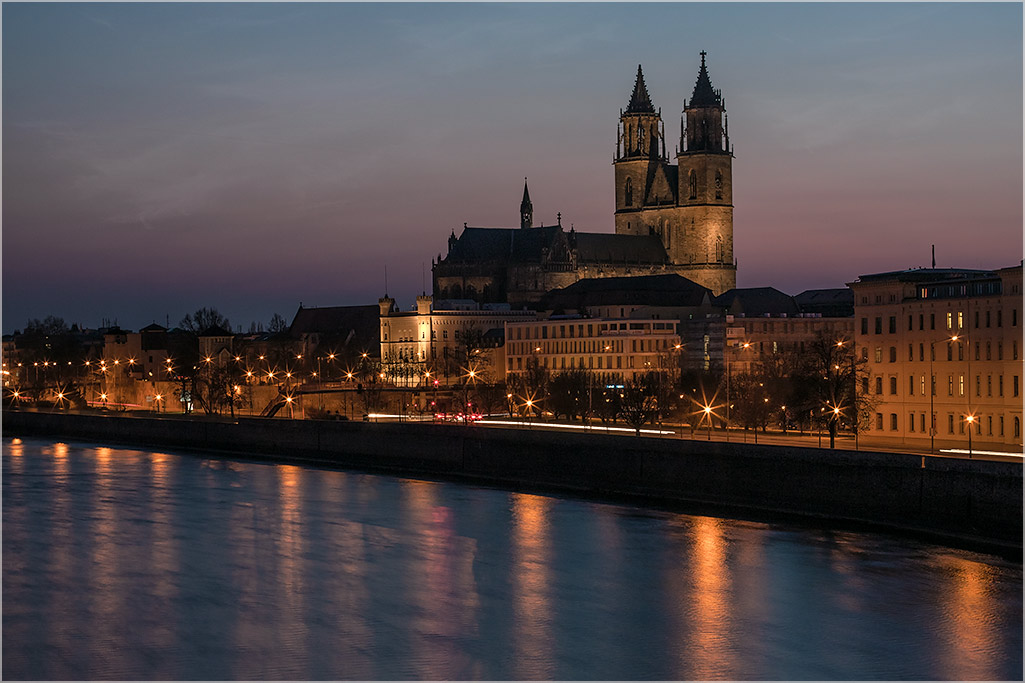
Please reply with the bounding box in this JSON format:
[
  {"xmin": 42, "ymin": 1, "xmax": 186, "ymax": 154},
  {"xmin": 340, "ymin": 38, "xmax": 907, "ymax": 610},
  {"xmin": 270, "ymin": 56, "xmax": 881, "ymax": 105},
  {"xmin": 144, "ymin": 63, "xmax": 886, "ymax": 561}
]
[
  {"xmin": 511, "ymin": 492, "xmax": 553, "ymax": 680},
  {"xmin": 939, "ymin": 555, "xmax": 1004, "ymax": 681},
  {"xmin": 2, "ymin": 438, "xmax": 1021, "ymax": 682}
]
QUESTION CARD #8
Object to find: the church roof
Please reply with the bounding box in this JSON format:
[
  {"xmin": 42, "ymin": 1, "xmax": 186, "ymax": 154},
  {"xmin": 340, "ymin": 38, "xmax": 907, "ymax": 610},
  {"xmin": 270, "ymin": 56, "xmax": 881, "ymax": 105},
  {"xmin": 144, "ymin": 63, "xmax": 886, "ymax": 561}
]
[
  {"xmin": 544, "ymin": 274, "xmax": 711, "ymax": 310},
  {"xmin": 712, "ymin": 287, "xmax": 799, "ymax": 316},
  {"xmin": 444, "ymin": 226, "xmax": 564, "ymax": 264},
  {"xmin": 688, "ymin": 51, "xmax": 721, "ymax": 108},
  {"xmin": 573, "ymin": 233, "xmax": 668, "ymax": 264},
  {"xmin": 626, "ymin": 64, "xmax": 656, "ymax": 114}
]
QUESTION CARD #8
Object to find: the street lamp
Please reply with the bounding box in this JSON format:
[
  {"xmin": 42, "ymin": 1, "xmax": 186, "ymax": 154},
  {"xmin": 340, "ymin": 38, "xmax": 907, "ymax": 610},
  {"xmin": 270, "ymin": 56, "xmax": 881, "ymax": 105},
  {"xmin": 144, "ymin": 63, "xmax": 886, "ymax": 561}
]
[
  {"xmin": 702, "ymin": 404, "xmax": 713, "ymax": 440},
  {"xmin": 929, "ymin": 335, "xmax": 959, "ymax": 453},
  {"xmin": 964, "ymin": 414, "xmax": 975, "ymax": 458},
  {"xmin": 725, "ymin": 341, "xmax": 751, "ymax": 441}
]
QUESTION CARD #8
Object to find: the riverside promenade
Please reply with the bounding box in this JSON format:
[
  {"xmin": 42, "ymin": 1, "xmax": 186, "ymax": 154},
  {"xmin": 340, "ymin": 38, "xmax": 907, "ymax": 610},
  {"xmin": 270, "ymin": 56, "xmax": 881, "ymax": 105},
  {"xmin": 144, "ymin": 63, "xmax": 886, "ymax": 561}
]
[{"xmin": 5, "ymin": 409, "xmax": 1021, "ymax": 554}]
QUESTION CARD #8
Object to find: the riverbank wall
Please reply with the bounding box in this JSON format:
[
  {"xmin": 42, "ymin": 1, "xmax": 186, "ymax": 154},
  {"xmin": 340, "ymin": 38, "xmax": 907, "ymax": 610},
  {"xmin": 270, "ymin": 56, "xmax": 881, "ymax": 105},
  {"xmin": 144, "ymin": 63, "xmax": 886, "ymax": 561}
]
[{"xmin": 5, "ymin": 410, "xmax": 1022, "ymax": 551}]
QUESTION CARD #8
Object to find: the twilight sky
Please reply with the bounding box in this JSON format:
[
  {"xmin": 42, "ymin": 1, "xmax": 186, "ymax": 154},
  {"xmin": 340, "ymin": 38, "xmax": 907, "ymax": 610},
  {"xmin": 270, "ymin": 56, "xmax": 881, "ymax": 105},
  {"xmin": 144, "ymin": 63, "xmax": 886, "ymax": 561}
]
[{"xmin": 3, "ymin": 2, "xmax": 1022, "ymax": 334}]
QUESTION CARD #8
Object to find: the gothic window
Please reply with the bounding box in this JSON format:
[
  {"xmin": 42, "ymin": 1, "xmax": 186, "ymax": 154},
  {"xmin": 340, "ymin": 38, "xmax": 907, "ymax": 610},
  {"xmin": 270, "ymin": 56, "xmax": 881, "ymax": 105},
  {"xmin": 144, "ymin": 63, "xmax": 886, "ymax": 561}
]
[
  {"xmin": 688, "ymin": 171, "xmax": 697, "ymax": 200},
  {"xmin": 625, "ymin": 177, "xmax": 633, "ymax": 207},
  {"xmin": 637, "ymin": 124, "xmax": 644, "ymax": 150},
  {"xmin": 715, "ymin": 236, "xmax": 723, "ymax": 262},
  {"xmin": 715, "ymin": 171, "xmax": 723, "ymax": 200}
]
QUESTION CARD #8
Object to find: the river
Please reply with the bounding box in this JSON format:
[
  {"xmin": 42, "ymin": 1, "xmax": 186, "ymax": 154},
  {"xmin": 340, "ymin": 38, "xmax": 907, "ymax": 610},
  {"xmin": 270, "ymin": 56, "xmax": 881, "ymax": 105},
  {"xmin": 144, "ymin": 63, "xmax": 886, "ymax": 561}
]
[{"xmin": 3, "ymin": 437, "xmax": 1021, "ymax": 680}]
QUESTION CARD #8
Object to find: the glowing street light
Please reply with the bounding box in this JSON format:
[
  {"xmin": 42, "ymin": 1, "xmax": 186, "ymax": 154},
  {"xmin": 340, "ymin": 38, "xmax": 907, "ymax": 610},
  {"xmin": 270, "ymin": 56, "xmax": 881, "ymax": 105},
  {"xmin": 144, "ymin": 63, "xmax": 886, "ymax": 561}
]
[{"xmin": 965, "ymin": 414, "xmax": 975, "ymax": 458}]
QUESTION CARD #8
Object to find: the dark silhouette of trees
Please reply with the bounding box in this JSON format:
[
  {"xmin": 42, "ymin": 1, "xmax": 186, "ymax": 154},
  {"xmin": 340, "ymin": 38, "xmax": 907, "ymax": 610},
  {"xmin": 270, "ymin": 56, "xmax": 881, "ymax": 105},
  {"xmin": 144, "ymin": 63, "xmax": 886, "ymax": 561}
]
[{"xmin": 178, "ymin": 307, "xmax": 231, "ymax": 334}]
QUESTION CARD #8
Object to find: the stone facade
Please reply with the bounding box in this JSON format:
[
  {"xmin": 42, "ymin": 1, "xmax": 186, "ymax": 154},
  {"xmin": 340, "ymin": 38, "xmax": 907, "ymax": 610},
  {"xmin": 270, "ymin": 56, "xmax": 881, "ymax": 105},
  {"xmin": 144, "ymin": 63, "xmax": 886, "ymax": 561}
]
[{"xmin": 614, "ymin": 55, "xmax": 736, "ymax": 295}]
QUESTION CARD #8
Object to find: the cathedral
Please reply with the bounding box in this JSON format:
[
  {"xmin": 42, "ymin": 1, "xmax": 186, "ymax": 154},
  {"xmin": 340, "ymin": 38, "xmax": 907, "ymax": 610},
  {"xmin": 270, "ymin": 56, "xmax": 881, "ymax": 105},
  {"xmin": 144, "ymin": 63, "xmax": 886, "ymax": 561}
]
[{"xmin": 433, "ymin": 53, "xmax": 736, "ymax": 306}]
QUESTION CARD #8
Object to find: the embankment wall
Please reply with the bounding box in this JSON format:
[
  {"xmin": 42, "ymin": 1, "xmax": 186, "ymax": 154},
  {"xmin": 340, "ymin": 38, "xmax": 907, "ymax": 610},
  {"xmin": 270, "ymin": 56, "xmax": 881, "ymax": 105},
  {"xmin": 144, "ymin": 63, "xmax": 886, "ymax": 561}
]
[{"xmin": 4, "ymin": 410, "xmax": 1021, "ymax": 549}]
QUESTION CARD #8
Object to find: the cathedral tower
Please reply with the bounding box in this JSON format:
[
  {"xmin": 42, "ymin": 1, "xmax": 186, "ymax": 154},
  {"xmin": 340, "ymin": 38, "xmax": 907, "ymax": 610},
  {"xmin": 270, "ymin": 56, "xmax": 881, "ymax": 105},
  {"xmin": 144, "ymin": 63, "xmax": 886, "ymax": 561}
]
[
  {"xmin": 674, "ymin": 51, "xmax": 735, "ymax": 294},
  {"xmin": 614, "ymin": 66, "xmax": 670, "ymax": 237}
]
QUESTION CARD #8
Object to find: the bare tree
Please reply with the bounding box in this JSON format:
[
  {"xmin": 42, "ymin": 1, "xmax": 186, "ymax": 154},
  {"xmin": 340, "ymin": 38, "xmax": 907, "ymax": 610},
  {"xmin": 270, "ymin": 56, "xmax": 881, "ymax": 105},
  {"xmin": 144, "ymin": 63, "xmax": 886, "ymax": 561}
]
[
  {"xmin": 619, "ymin": 372, "xmax": 661, "ymax": 435},
  {"xmin": 268, "ymin": 313, "xmax": 289, "ymax": 334},
  {"xmin": 179, "ymin": 307, "xmax": 231, "ymax": 334}
]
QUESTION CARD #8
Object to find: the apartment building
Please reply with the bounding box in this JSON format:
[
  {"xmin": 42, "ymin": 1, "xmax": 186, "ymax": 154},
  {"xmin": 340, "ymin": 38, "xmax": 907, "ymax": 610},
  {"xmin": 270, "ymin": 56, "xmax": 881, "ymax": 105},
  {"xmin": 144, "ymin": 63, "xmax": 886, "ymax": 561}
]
[
  {"xmin": 849, "ymin": 264, "xmax": 1022, "ymax": 452},
  {"xmin": 504, "ymin": 317, "xmax": 682, "ymax": 385}
]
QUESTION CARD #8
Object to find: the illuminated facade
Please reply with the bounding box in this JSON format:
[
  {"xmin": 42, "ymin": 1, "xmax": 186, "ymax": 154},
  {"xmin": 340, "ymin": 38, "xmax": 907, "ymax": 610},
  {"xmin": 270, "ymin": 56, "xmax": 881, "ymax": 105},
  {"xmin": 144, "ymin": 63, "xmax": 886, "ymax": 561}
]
[
  {"xmin": 504, "ymin": 317, "xmax": 682, "ymax": 385},
  {"xmin": 378, "ymin": 295, "xmax": 537, "ymax": 386},
  {"xmin": 849, "ymin": 264, "xmax": 1023, "ymax": 452}
]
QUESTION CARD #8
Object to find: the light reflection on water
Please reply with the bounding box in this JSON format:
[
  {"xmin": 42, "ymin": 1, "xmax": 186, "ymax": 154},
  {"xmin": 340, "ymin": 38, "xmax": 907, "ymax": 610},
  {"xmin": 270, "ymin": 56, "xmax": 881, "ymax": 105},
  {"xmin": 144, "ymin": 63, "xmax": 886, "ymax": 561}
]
[{"xmin": 2, "ymin": 437, "xmax": 1021, "ymax": 681}]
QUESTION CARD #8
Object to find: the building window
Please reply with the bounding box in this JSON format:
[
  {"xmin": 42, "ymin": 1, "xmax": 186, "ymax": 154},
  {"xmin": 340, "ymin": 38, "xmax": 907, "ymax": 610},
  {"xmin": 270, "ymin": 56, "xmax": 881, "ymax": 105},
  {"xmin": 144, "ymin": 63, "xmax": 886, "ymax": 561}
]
[
  {"xmin": 688, "ymin": 171, "xmax": 697, "ymax": 199},
  {"xmin": 875, "ymin": 377, "xmax": 883, "ymax": 394},
  {"xmin": 948, "ymin": 376, "xmax": 953, "ymax": 396},
  {"xmin": 888, "ymin": 316, "xmax": 896, "ymax": 334},
  {"xmin": 987, "ymin": 415, "xmax": 993, "ymax": 435},
  {"xmin": 958, "ymin": 311, "xmax": 964, "ymax": 329},
  {"xmin": 889, "ymin": 377, "xmax": 897, "ymax": 395},
  {"xmin": 1014, "ymin": 375, "xmax": 1019, "ymax": 397},
  {"xmin": 715, "ymin": 171, "xmax": 723, "ymax": 200},
  {"xmin": 1000, "ymin": 416, "xmax": 1004, "ymax": 436},
  {"xmin": 959, "ymin": 375, "xmax": 964, "ymax": 396},
  {"xmin": 946, "ymin": 312, "xmax": 953, "ymax": 330},
  {"xmin": 974, "ymin": 342, "xmax": 980, "ymax": 361},
  {"xmin": 908, "ymin": 343, "xmax": 913, "ymax": 361},
  {"xmin": 999, "ymin": 375, "xmax": 1004, "ymax": 396},
  {"xmin": 909, "ymin": 413, "xmax": 915, "ymax": 432},
  {"xmin": 876, "ymin": 413, "xmax": 883, "ymax": 431},
  {"xmin": 998, "ymin": 342, "xmax": 1003, "ymax": 360},
  {"xmin": 997, "ymin": 310, "xmax": 1002, "ymax": 327},
  {"xmin": 860, "ymin": 318, "xmax": 868, "ymax": 335},
  {"xmin": 907, "ymin": 315, "xmax": 913, "ymax": 331},
  {"xmin": 1015, "ymin": 417, "xmax": 1020, "ymax": 439},
  {"xmin": 986, "ymin": 311, "xmax": 991, "ymax": 328},
  {"xmin": 923, "ymin": 375, "xmax": 928, "ymax": 396},
  {"xmin": 919, "ymin": 314, "xmax": 924, "ymax": 330},
  {"xmin": 948, "ymin": 414, "xmax": 954, "ymax": 434},
  {"xmin": 889, "ymin": 347, "xmax": 897, "ymax": 363},
  {"xmin": 975, "ymin": 375, "xmax": 981, "ymax": 397},
  {"xmin": 874, "ymin": 317, "xmax": 882, "ymax": 335},
  {"xmin": 909, "ymin": 375, "xmax": 915, "ymax": 395},
  {"xmin": 890, "ymin": 413, "xmax": 898, "ymax": 431},
  {"xmin": 930, "ymin": 313, "xmax": 935, "ymax": 330},
  {"xmin": 987, "ymin": 375, "xmax": 992, "ymax": 396},
  {"xmin": 874, "ymin": 347, "xmax": 882, "ymax": 363},
  {"xmin": 624, "ymin": 177, "xmax": 633, "ymax": 207}
]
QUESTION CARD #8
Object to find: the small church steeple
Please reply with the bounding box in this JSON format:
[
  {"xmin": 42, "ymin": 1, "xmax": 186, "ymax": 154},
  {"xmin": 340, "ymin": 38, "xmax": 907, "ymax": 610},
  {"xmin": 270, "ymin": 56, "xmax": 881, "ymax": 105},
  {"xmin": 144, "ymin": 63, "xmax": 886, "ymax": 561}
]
[{"xmin": 520, "ymin": 177, "xmax": 533, "ymax": 229}]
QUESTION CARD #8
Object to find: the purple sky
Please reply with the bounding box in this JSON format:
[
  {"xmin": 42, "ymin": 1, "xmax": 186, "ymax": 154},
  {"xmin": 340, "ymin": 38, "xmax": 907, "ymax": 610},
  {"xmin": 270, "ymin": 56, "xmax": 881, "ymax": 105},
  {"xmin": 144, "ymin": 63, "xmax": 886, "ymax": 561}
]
[{"xmin": 3, "ymin": 3, "xmax": 1022, "ymax": 334}]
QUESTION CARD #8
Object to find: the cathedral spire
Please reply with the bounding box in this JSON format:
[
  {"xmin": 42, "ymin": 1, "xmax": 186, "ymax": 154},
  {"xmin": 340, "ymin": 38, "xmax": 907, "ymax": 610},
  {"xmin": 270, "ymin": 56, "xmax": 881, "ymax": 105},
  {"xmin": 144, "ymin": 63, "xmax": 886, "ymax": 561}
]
[
  {"xmin": 688, "ymin": 50, "xmax": 721, "ymax": 108},
  {"xmin": 626, "ymin": 64, "xmax": 656, "ymax": 114},
  {"xmin": 520, "ymin": 177, "xmax": 533, "ymax": 229}
]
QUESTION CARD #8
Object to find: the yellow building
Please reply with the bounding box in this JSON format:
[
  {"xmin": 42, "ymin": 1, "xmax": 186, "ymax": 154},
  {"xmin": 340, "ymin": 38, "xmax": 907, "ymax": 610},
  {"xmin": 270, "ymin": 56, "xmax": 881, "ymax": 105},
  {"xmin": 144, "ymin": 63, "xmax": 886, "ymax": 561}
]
[
  {"xmin": 849, "ymin": 264, "xmax": 1023, "ymax": 453},
  {"xmin": 378, "ymin": 295, "xmax": 536, "ymax": 386},
  {"xmin": 504, "ymin": 317, "xmax": 681, "ymax": 385}
]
